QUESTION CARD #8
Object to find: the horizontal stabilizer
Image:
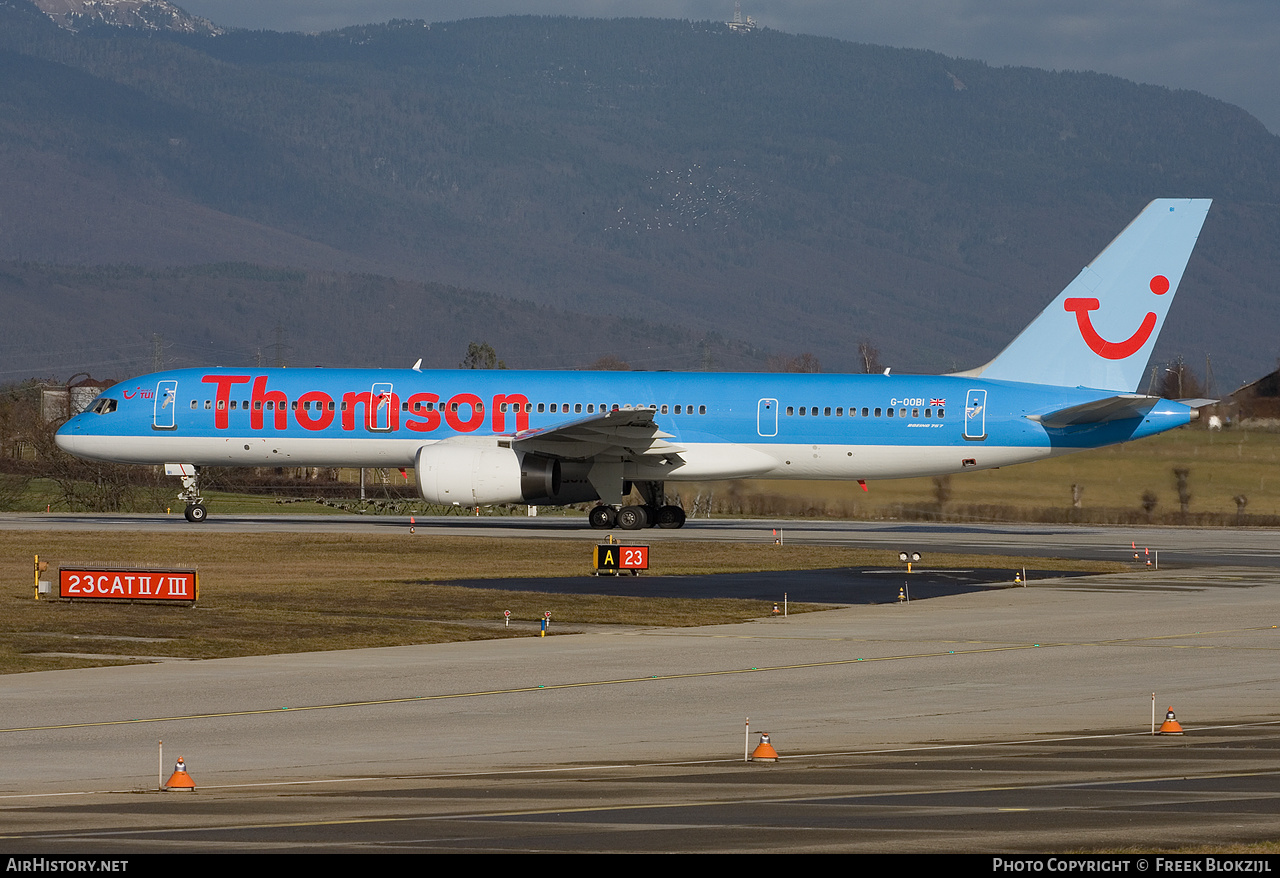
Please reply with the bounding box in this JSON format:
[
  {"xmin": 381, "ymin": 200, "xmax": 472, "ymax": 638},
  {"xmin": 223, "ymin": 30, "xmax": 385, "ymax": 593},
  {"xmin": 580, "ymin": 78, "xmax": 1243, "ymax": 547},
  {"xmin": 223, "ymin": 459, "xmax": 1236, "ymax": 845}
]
[{"xmin": 1027, "ymin": 394, "xmax": 1160, "ymax": 428}]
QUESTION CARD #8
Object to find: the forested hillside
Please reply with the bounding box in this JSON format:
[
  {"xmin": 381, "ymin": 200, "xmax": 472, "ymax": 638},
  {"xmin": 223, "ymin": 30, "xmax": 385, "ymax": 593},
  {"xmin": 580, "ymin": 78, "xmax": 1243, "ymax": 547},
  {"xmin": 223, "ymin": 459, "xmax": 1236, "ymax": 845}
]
[
  {"xmin": 2, "ymin": 5, "xmax": 1277, "ymax": 384},
  {"xmin": 0, "ymin": 261, "xmax": 763, "ymax": 378}
]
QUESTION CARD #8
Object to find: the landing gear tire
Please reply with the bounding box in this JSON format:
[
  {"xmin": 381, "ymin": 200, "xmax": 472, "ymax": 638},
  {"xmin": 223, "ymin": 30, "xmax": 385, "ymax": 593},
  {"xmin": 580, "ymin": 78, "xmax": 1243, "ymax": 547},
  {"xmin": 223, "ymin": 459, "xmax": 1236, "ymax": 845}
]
[
  {"xmin": 616, "ymin": 505, "xmax": 648, "ymax": 530},
  {"xmin": 656, "ymin": 505, "xmax": 686, "ymax": 529},
  {"xmin": 588, "ymin": 505, "xmax": 616, "ymax": 529},
  {"xmin": 184, "ymin": 503, "xmax": 208, "ymax": 523}
]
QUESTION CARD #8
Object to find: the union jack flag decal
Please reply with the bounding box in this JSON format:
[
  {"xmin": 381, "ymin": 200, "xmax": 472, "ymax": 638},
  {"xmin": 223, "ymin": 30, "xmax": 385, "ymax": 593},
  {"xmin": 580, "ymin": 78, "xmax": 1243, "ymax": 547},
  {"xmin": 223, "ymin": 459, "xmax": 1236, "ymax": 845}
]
[{"xmin": 930, "ymin": 398, "xmax": 946, "ymax": 406}]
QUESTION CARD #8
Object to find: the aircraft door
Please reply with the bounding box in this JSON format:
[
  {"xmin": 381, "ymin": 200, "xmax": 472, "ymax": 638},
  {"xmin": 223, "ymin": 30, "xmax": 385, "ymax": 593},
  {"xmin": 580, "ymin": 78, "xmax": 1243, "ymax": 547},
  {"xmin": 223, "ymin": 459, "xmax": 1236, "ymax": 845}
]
[
  {"xmin": 153, "ymin": 380, "xmax": 178, "ymax": 430},
  {"xmin": 964, "ymin": 389, "xmax": 987, "ymax": 441},
  {"xmin": 757, "ymin": 398, "xmax": 778, "ymax": 437},
  {"xmin": 370, "ymin": 383, "xmax": 393, "ymax": 431}
]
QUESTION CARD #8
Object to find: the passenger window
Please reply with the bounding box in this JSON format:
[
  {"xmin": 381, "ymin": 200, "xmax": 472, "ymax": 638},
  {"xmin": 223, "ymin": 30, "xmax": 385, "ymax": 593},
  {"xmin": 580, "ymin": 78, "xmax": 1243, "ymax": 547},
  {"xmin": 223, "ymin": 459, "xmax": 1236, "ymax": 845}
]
[
  {"xmin": 887, "ymin": 407, "xmax": 894, "ymax": 418},
  {"xmin": 699, "ymin": 405, "xmax": 706, "ymax": 415},
  {"xmin": 786, "ymin": 406, "xmax": 794, "ymax": 416},
  {"xmin": 204, "ymin": 400, "xmax": 211, "ymax": 410},
  {"xmin": 538, "ymin": 403, "xmax": 545, "ymax": 413},
  {"xmin": 938, "ymin": 408, "xmax": 945, "ymax": 418},
  {"xmin": 824, "ymin": 407, "xmax": 831, "ymax": 416},
  {"xmin": 836, "ymin": 407, "xmax": 843, "ymax": 416},
  {"xmin": 190, "ymin": 401, "xmax": 197, "ymax": 410},
  {"xmin": 875, "ymin": 408, "xmax": 882, "ymax": 417},
  {"xmin": 575, "ymin": 404, "xmax": 582, "ymax": 413},
  {"xmin": 862, "ymin": 407, "xmax": 869, "ymax": 417},
  {"xmin": 913, "ymin": 408, "xmax": 919, "ymax": 418}
]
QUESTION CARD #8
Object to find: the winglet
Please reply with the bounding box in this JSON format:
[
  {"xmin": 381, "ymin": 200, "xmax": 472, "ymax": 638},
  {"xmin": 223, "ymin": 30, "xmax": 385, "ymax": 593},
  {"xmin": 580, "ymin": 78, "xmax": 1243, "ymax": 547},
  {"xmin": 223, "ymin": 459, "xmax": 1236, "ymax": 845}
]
[{"xmin": 967, "ymin": 199, "xmax": 1211, "ymax": 392}]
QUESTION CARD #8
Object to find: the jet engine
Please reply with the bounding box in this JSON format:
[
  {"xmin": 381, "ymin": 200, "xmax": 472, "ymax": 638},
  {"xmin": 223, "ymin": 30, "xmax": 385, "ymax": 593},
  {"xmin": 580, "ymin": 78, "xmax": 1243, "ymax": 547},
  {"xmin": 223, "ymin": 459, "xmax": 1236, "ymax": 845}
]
[{"xmin": 414, "ymin": 439, "xmax": 597, "ymax": 506}]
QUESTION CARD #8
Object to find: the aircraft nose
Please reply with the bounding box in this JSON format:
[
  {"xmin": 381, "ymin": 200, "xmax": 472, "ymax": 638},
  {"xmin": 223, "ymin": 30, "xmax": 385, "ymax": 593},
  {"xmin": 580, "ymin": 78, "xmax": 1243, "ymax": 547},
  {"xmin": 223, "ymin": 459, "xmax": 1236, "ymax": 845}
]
[{"xmin": 55, "ymin": 419, "xmax": 81, "ymax": 455}]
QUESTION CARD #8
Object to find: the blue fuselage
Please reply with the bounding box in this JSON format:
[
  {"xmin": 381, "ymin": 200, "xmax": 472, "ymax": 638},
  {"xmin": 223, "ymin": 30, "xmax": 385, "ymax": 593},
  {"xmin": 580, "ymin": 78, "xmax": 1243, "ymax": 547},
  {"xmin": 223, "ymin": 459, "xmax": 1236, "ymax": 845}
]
[{"xmin": 57, "ymin": 367, "xmax": 1193, "ymax": 481}]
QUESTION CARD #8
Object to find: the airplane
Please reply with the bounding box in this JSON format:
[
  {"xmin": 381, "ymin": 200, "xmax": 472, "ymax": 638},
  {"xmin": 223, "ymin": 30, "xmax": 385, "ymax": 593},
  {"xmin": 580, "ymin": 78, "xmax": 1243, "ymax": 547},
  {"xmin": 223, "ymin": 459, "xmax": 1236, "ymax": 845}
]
[{"xmin": 56, "ymin": 198, "xmax": 1212, "ymax": 529}]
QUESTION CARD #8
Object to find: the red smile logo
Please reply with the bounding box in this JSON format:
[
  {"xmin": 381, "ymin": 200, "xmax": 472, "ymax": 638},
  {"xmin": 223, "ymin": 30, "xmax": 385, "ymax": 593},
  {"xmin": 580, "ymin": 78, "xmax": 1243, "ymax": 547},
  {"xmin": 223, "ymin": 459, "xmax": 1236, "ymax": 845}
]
[{"xmin": 1064, "ymin": 275, "xmax": 1169, "ymax": 360}]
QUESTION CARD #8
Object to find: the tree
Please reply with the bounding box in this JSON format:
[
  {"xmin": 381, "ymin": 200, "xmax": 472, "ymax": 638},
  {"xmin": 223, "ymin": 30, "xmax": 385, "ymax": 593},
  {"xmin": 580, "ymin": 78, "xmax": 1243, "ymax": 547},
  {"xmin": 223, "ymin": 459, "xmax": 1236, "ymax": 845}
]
[
  {"xmin": 767, "ymin": 352, "xmax": 821, "ymax": 373},
  {"xmin": 857, "ymin": 341, "xmax": 882, "ymax": 374},
  {"xmin": 589, "ymin": 355, "xmax": 631, "ymax": 371},
  {"xmin": 1158, "ymin": 358, "xmax": 1203, "ymax": 399},
  {"xmin": 459, "ymin": 341, "xmax": 506, "ymax": 369}
]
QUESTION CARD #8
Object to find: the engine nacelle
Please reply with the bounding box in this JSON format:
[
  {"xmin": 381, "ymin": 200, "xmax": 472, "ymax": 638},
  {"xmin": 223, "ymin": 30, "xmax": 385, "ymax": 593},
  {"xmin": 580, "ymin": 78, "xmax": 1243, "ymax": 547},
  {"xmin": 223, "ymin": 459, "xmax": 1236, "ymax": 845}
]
[{"xmin": 414, "ymin": 439, "xmax": 597, "ymax": 506}]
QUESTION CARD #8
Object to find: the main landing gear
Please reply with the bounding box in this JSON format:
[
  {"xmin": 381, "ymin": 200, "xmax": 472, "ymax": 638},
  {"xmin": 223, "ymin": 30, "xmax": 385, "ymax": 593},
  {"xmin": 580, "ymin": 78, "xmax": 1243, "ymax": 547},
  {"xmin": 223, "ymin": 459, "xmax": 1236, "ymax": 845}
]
[
  {"xmin": 588, "ymin": 480, "xmax": 686, "ymax": 530},
  {"xmin": 168, "ymin": 464, "xmax": 208, "ymax": 523}
]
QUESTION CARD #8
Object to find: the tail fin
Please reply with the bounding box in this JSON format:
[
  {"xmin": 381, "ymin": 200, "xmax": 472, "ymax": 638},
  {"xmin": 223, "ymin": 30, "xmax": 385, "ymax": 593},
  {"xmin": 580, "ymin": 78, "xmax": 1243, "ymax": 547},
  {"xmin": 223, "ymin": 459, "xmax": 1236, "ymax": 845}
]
[{"xmin": 967, "ymin": 198, "xmax": 1211, "ymax": 391}]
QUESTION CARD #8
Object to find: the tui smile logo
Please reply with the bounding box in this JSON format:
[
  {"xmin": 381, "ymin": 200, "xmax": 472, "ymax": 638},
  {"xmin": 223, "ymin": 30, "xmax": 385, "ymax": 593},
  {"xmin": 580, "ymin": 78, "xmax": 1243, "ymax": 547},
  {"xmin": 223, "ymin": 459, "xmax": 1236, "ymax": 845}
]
[{"xmin": 1064, "ymin": 275, "xmax": 1169, "ymax": 360}]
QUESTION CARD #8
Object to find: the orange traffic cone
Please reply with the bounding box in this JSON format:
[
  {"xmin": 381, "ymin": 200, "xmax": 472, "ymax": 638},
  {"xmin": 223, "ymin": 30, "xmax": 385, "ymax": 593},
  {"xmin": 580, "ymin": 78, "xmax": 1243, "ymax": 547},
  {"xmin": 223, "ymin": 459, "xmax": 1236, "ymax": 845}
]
[
  {"xmin": 750, "ymin": 733, "xmax": 779, "ymax": 762},
  {"xmin": 164, "ymin": 756, "xmax": 196, "ymax": 791},
  {"xmin": 1158, "ymin": 707, "xmax": 1185, "ymax": 735}
]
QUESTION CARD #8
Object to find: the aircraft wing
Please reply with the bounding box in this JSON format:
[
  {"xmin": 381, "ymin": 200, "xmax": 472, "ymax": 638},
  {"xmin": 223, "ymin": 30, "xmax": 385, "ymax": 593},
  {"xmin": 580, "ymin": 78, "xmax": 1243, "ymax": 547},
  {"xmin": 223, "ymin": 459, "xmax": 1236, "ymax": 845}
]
[
  {"xmin": 1026, "ymin": 394, "xmax": 1164, "ymax": 428},
  {"xmin": 511, "ymin": 408, "xmax": 687, "ymax": 461}
]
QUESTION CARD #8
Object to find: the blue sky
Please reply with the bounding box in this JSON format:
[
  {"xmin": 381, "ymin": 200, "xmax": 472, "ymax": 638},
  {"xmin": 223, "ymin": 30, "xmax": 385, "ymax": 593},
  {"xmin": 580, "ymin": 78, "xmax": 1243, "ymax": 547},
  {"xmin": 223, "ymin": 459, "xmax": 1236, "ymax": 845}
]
[{"xmin": 177, "ymin": 1, "xmax": 1280, "ymax": 133}]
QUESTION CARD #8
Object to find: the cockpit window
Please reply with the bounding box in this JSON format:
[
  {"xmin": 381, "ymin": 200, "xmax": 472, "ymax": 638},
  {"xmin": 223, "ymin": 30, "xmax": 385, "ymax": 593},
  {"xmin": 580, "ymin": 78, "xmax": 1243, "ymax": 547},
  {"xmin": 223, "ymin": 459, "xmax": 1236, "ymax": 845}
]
[{"xmin": 90, "ymin": 399, "xmax": 118, "ymax": 414}]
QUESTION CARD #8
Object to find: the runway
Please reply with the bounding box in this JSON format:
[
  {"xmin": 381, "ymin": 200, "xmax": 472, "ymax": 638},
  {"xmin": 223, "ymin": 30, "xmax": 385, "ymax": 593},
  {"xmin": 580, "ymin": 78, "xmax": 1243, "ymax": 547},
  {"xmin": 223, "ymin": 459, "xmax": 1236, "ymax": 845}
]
[
  {"xmin": 3, "ymin": 511, "xmax": 1277, "ymax": 568},
  {"xmin": 1, "ymin": 514, "xmax": 1278, "ymax": 852}
]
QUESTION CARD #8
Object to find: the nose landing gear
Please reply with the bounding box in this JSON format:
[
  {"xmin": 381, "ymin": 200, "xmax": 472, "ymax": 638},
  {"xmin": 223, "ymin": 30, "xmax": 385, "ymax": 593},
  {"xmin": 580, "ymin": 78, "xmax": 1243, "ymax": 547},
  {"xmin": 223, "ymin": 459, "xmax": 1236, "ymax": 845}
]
[{"xmin": 166, "ymin": 464, "xmax": 209, "ymax": 524}]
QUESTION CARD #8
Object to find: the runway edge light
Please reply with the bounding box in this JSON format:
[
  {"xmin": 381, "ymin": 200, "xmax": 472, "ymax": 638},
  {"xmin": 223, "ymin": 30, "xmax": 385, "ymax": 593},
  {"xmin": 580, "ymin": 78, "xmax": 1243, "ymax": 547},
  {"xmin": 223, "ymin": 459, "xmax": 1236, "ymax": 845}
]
[
  {"xmin": 751, "ymin": 732, "xmax": 779, "ymax": 763},
  {"xmin": 163, "ymin": 756, "xmax": 196, "ymax": 791},
  {"xmin": 1159, "ymin": 707, "xmax": 1185, "ymax": 736}
]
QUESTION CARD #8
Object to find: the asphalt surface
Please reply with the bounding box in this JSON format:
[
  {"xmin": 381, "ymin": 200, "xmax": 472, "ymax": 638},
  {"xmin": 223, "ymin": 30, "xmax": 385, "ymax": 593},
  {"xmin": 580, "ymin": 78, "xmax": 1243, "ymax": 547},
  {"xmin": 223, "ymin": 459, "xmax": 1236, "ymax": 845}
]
[
  {"xmin": 443, "ymin": 567, "xmax": 1084, "ymax": 602},
  {"xmin": 1, "ymin": 514, "xmax": 1278, "ymax": 853},
  {"xmin": 1, "ymin": 512, "xmax": 1272, "ymax": 568}
]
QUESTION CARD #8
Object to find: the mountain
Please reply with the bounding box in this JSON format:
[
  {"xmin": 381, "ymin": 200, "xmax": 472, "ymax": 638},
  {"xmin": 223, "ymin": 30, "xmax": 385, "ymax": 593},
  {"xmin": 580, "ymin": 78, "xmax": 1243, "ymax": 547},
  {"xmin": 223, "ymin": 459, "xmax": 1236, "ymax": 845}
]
[
  {"xmin": 0, "ymin": 261, "xmax": 763, "ymax": 380},
  {"xmin": 28, "ymin": 0, "xmax": 220, "ymax": 34},
  {"xmin": 1, "ymin": 6, "xmax": 1277, "ymax": 386}
]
